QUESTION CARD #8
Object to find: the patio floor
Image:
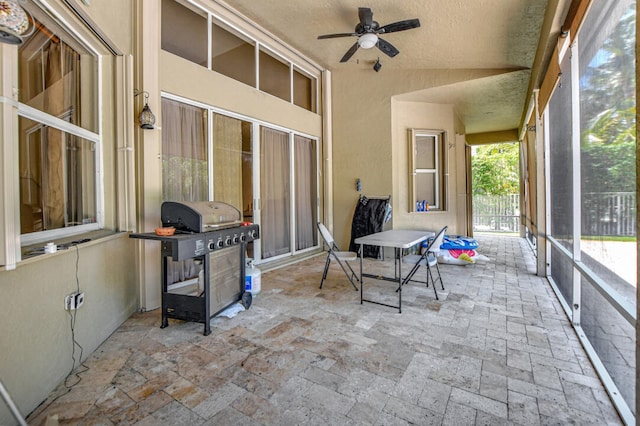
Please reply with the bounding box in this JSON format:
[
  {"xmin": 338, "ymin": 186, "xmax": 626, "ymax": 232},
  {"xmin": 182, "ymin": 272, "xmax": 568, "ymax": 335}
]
[{"xmin": 27, "ymin": 235, "xmax": 623, "ymax": 425}]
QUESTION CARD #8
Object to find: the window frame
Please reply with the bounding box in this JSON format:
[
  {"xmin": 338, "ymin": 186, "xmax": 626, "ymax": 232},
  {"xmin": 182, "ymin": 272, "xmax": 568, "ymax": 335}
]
[
  {"xmin": 9, "ymin": 1, "xmax": 104, "ymax": 248},
  {"xmin": 408, "ymin": 128, "xmax": 447, "ymax": 212},
  {"xmin": 160, "ymin": 92, "xmax": 321, "ymax": 263},
  {"xmin": 160, "ymin": 0, "xmax": 320, "ymax": 113}
]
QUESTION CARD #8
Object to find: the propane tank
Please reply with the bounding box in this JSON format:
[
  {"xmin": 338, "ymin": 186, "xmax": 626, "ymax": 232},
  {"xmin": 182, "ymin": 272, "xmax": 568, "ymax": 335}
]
[{"xmin": 245, "ymin": 258, "xmax": 262, "ymax": 296}]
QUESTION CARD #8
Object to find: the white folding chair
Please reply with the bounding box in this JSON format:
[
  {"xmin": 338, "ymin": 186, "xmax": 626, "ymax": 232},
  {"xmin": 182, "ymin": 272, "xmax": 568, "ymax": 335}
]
[
  {"xmin": 318, "ymin": 223, "xmax": 359, "ymax": 291},
  {"xmin": 402, "ymin": 226, "xmax": 448, "ymax": 299}
]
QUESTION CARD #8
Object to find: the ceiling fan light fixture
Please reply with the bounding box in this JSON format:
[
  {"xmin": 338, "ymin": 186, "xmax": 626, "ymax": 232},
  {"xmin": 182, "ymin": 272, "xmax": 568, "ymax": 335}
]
[
  {"xmin": 0, "ymin": 0, "xmax": 33, "ymax": 45},
  {"xmin": 358, "ymin": 33, "xmax": 378, "ymax": 49}
]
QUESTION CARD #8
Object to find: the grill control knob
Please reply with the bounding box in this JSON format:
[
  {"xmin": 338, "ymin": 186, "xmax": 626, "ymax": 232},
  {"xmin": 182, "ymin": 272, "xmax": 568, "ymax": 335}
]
[
  {"xmin": 216, "ymin": 239, "xmax": 224, "ymax": 248},
  {"xmin": 250, "ymin": 230, "xmax": 257, "ymax": 239},
  {"xmin": 240, "ymin": 234, "xmax": 247, "ymax": 242},
  {"xmin": 225, "ymin": 237, "xmax": 232, "ymax": 246},
  {"xmin": 208, "ymin": 241, "xmax": 215, "ymax": 250},
  {"xmin": 233, "ymin": 235, "xmax": 239, "ymax": 244}
]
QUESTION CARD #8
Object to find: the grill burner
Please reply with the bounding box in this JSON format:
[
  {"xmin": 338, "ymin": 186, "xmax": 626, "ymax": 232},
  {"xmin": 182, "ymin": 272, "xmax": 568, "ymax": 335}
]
[{"xmin": 130, "ymin": 201, "xmax": 260, "ymax": 335}]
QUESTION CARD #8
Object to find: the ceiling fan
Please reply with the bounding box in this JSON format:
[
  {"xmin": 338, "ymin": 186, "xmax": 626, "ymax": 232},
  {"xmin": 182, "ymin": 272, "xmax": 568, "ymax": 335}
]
[{"xmin": 317, "ymin": 7, "xmax": 420, "ymax": 63}]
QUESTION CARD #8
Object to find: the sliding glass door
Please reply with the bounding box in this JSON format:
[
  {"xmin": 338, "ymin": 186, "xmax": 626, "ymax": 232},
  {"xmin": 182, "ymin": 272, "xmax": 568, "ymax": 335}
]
[
  {"xmin": 260, "ymin": 127, "xmax": 291, "ymax": 259},
  {"xmin": 259, "ymin": 127, "xmax": 318, "ymax": 261}
]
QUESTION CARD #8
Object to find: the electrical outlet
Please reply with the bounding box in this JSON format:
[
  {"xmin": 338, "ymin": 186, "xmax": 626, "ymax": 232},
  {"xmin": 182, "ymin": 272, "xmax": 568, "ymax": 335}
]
[
  {"xmin": 75, "ymin": 292, "xmax": 85, "ymax": 309},
  {"xmin": 64, "ymin": 292, "xmax": 85, "ymax": 310}
]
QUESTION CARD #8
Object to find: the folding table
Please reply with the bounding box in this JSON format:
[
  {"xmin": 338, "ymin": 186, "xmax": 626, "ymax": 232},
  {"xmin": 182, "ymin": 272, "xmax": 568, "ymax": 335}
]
[{"xmin": 355, "ymin": 229, "xmax": 434, "ymax": 313}]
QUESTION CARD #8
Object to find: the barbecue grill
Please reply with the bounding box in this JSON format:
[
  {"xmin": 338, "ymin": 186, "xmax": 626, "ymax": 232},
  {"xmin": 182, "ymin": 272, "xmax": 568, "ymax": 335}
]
[{"xmin": 130, "ymin": 201, "xmax": 260, "ymax": 335}]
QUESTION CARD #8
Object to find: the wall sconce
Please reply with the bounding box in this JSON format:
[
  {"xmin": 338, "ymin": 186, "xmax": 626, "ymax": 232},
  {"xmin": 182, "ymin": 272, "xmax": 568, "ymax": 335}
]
[
  {"xmin": 134, "ymin": 90, "xmax": 155, "ymax": 129},
  {"xmin": 0, "ymin": 0, "xmax": 36, "ymax": 45}
]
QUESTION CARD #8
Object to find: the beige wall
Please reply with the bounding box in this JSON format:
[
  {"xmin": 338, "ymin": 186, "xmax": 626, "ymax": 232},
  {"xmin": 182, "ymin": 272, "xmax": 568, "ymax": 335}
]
[
  {"xmin": 0, "ymin": 234, "xmax": 137, "ymax": 424},
  {"xmin": 0, "ymin": 1, "xmax": 139, "ymax": 424},
  {"xmin": 329, "ymin": 68, "xmax": 502, "ymax": 248},
  {"xmin": 391, "ymin": 100, "xmax": 463, "ymax": 235},
  {"xmin": 160, "ymin": 52, "xmax": 322, "ymax": 136}
]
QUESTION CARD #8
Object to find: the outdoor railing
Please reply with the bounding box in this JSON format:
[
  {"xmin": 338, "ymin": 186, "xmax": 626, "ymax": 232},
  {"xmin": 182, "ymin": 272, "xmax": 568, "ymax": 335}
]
[
  {"xmin": 473, "ymin": 194, "xmax": 520, "ymax": 233},
  {"xmin": 474, "ymin": 192, "xmax": 636, "ymax": 236}
]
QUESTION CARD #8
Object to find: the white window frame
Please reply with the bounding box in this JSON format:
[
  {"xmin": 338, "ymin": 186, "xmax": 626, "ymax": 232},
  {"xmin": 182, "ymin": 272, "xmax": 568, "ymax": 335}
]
[
  {"xmin": 12, "ymin": 1, "xmax": 104, "ymax": 247},
  {"xmin": 161, "ymin": 92, "xmax": 321, "ymax": 264},
  {"xmin": 409, "ymin": 128, "xmax": 447, "ymax": 212}
]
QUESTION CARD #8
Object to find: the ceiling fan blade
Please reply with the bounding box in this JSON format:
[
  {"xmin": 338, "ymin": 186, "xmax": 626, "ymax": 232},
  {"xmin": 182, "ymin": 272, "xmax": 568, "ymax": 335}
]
[
  {"xmin": 318, "ymin": 32, "xmax": 358, "ymax": 39},
  {"xmin": 358, "ymin": 7, "xmax": 373, "ymax": 28},
  {"xmin": 376, "ymin": 37, "xmax": 399, "ymax": 58},
  {"xmin": 340, "ymin": 42, "xmax": 359, "ymax": 62},
  {"xmin": 378, "ymin": 18, "xmax": 421, "ymax": 34}
]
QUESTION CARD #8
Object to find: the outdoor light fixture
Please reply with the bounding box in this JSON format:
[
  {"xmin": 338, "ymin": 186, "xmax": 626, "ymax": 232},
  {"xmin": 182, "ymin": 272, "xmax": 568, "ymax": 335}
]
[
  {"xmin": 373, "ymin": 58, "xmax": 382, "ymax": 72},
  {"xmin": 358, "ymin": 33, "xmax": 378, "ymax": 49},
  {"xmin": 0, "ymin": 0, "xmax": 35, "ymax": 45},
  {"xmin": 134, "ymin": 90, "xmax": 155, "ymax": 129}
]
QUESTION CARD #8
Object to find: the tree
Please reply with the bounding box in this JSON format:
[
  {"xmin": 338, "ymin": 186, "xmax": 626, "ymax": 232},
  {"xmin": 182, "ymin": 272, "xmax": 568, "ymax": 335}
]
[
  {"xmin": 580, "ymin": 2, "xmax": 636, "ymax": 194},
  {"xmin": 471, "ymin": 142, "xmax": 520, "ymax": 195}
]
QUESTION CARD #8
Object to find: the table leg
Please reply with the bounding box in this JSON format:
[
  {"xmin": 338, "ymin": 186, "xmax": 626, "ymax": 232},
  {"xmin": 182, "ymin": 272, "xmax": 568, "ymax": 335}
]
[
  {"xmin": 359, "ymin": 243, "xmax": 363, "ymax": 305},
  {"xmin": 398, "ymin": 250, "xmax": 402, "ymax": 313}
]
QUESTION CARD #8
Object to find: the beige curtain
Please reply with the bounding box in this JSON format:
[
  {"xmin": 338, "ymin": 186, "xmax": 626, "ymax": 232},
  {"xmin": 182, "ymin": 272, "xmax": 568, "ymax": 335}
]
[
  {"xmin": 161, "ymin": 98, "xmax": 208, "ymax": 202},
  {"xmin": 260, "ymin": 127, "xmax": 290, "ymax": 258},
  {"xmin": 63, "ymin": 44, "xmax": 82, "ymax": 225},
  {"xmin": 213, "ymin": 114, "xmax": 242, "ymax": 210},
  {"xmin": 294, "ymin": 135, "xmax": 317, "ymax": 250},
  {"xmin": 43, "ymin": 41, "xmax": 64, "ymax": 229},
  {"xmin": 161, "ymin": 98, "xmax": 207, "ymax": 283}
]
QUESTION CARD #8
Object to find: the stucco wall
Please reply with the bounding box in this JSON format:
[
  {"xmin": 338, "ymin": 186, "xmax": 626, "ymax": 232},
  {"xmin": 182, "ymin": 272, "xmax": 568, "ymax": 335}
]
[
  {"xmin": 0, "ymin": 234, "xmax": 138, "ymax": 424},
  {"xmin": 0, "ymin": 1, "xmax": 138, "ymax": 424},
  {"xmin": 329, "ymin": 68, "xmax": 490, "ymax": 248},
  {"xmin": 391, "ymin": 100, "xmax": 463, "ymax": 235}
]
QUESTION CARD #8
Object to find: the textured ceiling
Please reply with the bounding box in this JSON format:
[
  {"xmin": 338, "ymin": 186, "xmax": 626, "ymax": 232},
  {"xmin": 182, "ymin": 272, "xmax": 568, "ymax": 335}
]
[{"xmin": 219, "ymin": 0, "xmax": 550, "ymax": 135}]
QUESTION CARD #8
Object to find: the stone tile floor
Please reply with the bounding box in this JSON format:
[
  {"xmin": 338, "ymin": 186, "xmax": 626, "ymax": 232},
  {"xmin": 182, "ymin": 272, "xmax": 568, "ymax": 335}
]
[{"xmin": 27, "ymin": 235, "xmax": 623, "ymax": 425}]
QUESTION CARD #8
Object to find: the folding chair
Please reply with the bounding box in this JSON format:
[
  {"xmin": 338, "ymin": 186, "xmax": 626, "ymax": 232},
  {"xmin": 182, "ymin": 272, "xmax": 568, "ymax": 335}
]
[
  {"xmin": 402, "ymin": 226, "xmax": 448, "ymax": 299},
  {"xmin": 318, "ymin": 223, "xmax": 359, "ymax": 291}
]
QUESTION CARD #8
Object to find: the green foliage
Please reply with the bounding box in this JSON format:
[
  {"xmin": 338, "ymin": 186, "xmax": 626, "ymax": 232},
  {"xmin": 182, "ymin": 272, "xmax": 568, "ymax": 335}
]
[
  {"xmin": 471, "ymin": 142, "xmax": 520, "ymax": 196},
  {"xmin": 579, "ymin": 3, "xmax": 636, "ymax": 194}
]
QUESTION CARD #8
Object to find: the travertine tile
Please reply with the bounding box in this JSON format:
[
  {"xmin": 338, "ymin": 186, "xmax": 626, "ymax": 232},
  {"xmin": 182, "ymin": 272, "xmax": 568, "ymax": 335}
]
[{"xmin": 25, "ymin": 236, "xmax": 622, "ymax": 426}]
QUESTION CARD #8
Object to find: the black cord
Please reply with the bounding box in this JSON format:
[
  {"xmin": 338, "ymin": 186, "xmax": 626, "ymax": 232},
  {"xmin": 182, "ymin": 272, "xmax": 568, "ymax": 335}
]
[
  {"xmin": 63, "ymin": 244, "xmax": 90, "ymax": 388},
  {"xmin": 24, "ymin": 242, "xmax": 93, "ymax": 420}
]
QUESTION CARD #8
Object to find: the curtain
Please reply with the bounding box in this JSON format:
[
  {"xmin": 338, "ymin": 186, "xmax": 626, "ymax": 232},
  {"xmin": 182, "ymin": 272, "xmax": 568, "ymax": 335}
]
[
  {"xmin": 294, "ymin": 135, "xmax": 317, "ymax": 250},
  {"xmin": 162, "ymin": 98, "xmax": 207, "ymax": 283},
  {"xmin": 213, "ymin": 114, "xmax": 242, "ymax": 210},
  {"xmin": 64, "ymin": 43, "xmax": 82, "ymax": 225},
  {"xmin": 260, "ymin": 127, "xmax": 290, "ymax": 258},
  {"xmin": 161, "ymin": 98, "xmax": 208, "ymax": 202},
  {"xmin": 44, "ymin": 41, "xmax": 64, "ymax": 229}
]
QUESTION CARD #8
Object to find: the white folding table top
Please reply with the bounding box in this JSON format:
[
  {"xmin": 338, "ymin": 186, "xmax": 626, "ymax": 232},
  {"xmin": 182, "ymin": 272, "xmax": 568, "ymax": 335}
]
[{"xmin": 354, "ymin": 230, "xmax": 434, "ymax": 249}]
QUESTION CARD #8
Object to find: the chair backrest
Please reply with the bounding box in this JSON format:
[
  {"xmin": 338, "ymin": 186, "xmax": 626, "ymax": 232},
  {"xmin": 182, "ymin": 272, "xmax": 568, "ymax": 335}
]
[
  {"xmin": 317, "ymin": 223, "xmax": 335, "ymax": 248},
  {"xmin": 427, "ymin": 226, "xmax": 448, "ymax": 254}
]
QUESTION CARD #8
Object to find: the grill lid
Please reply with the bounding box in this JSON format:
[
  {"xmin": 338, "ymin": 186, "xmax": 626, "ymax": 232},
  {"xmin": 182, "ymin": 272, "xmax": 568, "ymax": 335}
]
[{"xmin": 161, "ymin": 201, "xmax": 241, "ymax": 233}]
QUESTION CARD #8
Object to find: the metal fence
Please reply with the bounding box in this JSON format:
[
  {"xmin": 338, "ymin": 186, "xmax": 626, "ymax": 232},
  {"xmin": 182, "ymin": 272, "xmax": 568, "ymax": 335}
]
[
  {"xmin": 473, "ymin": 194, "xmax": 520, "ymax": 233},
  {"xmin": 473, "ymin": 192, "xmax": 636, "ymax": 236},
  {"xmin": 582, "ymin": 192, "xmax": 636, "ymax": 237}
]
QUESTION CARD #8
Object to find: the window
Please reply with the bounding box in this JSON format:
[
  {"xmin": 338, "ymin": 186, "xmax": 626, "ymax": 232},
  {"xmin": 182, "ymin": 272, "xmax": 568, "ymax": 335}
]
[
  {"xmin": 409, "ymin": 129, "xmax": 447, "ymax": 212},
  {"xmin": 17, "ymin": 11, "xmax": 100, "ymax": 240},
  {"xmin": 259, "ymin": 48, "xmax": 290, "ymax": 102},
  {"xmin": 293, "ymin": 66, "xmax": 316, "ymax": 113},
  {"xmin": 160, "ymin": 0, "xmax": 318, "ymax": 112},
  {"xmin": 211, "ymin": 19, "xmax": 255, "ymax": 87},
  {"xmin": 161, "ymin": 0, "xmax": 208, "ymax": 67}
]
